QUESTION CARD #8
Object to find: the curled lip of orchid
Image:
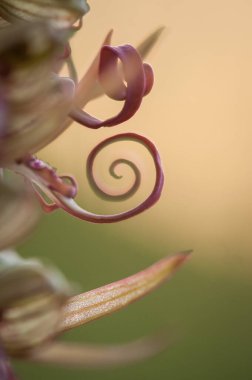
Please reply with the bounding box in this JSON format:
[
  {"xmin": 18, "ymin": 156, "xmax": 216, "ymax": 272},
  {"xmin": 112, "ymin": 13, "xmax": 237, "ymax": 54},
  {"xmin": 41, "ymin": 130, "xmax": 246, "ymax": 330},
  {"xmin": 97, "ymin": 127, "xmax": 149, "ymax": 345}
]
[
  {"xmin": 12, "ymin": 132, "xmax": 164, "ymax": 223},
  {"xmin": 0, "ymin": 22, "xmax": 165, "ymax": 223},
  {"xmin": 0, "ymin": 250, "xmax": 191, "ymax": 371},
  {"xmin": 0, "ymin": 0, "xmax": 90, "ymax": 30}
]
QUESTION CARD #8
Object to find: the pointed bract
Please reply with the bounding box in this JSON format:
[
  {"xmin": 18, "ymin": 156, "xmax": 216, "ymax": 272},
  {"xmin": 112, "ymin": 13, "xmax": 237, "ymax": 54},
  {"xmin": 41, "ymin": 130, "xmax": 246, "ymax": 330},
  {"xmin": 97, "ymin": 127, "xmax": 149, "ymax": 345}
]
[
  {"xmin": 137, "ymin": 27, "xmax": 165, "ymax": 59},
  {"xmin": 59, "ymin": 252, "xmax": 191, "ymax": 331}
]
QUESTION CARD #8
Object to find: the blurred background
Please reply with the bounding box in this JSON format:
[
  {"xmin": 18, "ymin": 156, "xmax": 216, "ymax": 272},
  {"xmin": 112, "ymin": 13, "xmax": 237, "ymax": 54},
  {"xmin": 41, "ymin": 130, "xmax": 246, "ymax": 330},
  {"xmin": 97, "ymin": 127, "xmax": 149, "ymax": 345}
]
[{"xmin": 15, "ymin": 0, "xmax": 252, "ymax": 378}]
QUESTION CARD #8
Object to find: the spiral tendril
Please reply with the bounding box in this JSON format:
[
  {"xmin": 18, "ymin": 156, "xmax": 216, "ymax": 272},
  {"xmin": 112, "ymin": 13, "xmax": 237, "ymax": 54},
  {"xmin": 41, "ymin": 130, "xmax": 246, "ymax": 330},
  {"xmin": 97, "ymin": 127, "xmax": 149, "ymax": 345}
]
[
  {"xmin": 87, "ymin": 156, "xmax": 141, "ymax": 202},
  {"xmin": 56, "ymin": 132, "xmax": 164, "ymax": 223}
]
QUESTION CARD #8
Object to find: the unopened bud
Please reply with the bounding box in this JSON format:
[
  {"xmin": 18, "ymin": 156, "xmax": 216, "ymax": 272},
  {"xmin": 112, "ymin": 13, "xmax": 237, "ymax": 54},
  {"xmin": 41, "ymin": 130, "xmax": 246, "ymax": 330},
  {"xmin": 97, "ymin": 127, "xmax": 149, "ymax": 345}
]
[{"xmin": 0, "ymin": 251, "xmax": 70, "ymax": 356}]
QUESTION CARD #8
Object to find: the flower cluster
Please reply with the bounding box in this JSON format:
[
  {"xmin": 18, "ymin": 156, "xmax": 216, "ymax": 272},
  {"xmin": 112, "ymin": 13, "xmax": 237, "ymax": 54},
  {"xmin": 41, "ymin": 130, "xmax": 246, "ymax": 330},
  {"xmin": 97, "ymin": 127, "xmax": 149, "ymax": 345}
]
[{"xmin": 0, "ymin": 1, "xmax": 190, "ymax": 379}]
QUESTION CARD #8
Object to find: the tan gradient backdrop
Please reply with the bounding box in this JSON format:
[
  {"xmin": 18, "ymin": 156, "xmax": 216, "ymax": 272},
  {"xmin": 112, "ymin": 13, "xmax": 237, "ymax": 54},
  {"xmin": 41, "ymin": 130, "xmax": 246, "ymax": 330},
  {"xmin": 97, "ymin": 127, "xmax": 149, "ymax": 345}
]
[{"xmin": 41, "ymin": 0, "xmax": 252, "ymax": 278}]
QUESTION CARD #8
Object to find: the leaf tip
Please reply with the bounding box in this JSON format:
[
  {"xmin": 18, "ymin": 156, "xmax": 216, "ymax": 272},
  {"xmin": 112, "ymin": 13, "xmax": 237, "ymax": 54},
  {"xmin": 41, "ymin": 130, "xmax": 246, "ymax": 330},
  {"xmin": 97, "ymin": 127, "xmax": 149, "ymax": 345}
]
[{"xmin": 164, "ymin": 250, "xmax": 192, "ymax": 274}]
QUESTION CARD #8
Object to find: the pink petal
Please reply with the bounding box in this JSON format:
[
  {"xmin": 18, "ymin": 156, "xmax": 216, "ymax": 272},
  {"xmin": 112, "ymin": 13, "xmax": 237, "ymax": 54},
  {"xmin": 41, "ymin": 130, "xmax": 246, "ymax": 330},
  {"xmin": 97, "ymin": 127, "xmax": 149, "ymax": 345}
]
[
  {"xmin": 71, "ymin": 30, "xmax": 113, "ymax": 108},
  {"xmin": 22, "ymin": 156, "xmax": 77, "ymax": 199},
  {"xmin": 11, "ymin": 155, "xmax": 77, "ymax": 214},
  {"xmin": 70, "ymin": 45, "xmax": 154, "ymax": 129},
  {"xmin": 83, "ymin": 27, "xmax": 165, "ymax": 103},
  {"xmin": 59, "ymin": 252, "xmax": 191, "ymax": 332}
]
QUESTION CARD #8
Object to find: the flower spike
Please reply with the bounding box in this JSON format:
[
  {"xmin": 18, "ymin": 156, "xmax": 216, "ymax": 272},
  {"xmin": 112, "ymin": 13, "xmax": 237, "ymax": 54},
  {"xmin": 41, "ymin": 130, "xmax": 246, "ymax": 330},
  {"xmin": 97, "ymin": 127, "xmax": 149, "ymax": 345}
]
[
  {"xmin": 59, "ymin": 252, "xmax": 191, "ymax": 332},
  {"xmin": 0, "ymin": 0, "xmax": 183, "ymax": 372}
]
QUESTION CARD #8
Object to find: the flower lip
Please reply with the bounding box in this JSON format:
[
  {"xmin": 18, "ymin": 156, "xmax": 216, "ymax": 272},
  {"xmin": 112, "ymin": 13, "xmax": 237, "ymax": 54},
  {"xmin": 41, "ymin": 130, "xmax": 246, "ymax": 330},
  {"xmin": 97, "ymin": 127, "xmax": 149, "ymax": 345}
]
[
  {"xmin": 70, "ymin": 44, "xmax": 154, "ymax": 129},
  {"xmin": 11, "ymin": 132, "xmax": 164, "ymax": 223}
]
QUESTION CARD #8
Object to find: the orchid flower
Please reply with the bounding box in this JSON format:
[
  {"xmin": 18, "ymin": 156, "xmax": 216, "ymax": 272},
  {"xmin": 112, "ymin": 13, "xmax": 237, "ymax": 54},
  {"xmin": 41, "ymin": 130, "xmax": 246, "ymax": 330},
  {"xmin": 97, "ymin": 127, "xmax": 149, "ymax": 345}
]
[
  {"xmin": 0, "ymin": 249, "xmax": 190, "ymax": 377},
  {"xmin": 0, "ymin": 16, "xmax": 165, "ymax": 223},
  {"xmin": 0, "ymin": 1, "xmax": 191, "ymax": 379}
]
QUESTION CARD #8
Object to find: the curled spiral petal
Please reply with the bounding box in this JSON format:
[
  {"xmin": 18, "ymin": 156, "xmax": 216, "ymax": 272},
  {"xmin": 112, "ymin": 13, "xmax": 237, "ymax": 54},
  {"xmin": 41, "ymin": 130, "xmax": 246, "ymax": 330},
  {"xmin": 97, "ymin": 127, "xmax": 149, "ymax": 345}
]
[
  {"xmin": 73, "ymin": 27, "xmax": 164, "ymax": 104},
  {"xmin": 87, "ymin": 156, "xmax": 141, "ymax": 202},
  {"xmin": 11, "ymin": 133, "xmax": 164, "ymax": 223},
  {"xmin": 70, "ymin": 45, "xmax": 154, "ymax": 129}
]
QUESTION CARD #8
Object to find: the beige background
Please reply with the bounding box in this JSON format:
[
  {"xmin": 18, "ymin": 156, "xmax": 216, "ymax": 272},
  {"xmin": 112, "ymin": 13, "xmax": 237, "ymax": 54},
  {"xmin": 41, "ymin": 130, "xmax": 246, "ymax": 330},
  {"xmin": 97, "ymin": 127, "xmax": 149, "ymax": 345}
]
[{"xmin": 41, "ymin": 0, "xmax": 252, "ymax": 278}]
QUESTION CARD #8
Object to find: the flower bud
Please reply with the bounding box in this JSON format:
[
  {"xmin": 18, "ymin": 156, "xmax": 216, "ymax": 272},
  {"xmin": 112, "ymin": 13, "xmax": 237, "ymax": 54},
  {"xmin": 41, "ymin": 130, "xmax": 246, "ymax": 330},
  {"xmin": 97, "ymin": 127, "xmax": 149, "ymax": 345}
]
[
  {"xmin": 0, "ymin": 23, "xmax": 74, "ymax": 163},
  {"xmin": 0, "ymin": 179, "xmax": 40, "ymax": 250},
  {"xmin": 0, "ymin": 251, "xmax": 70, "ymax": 356}
]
